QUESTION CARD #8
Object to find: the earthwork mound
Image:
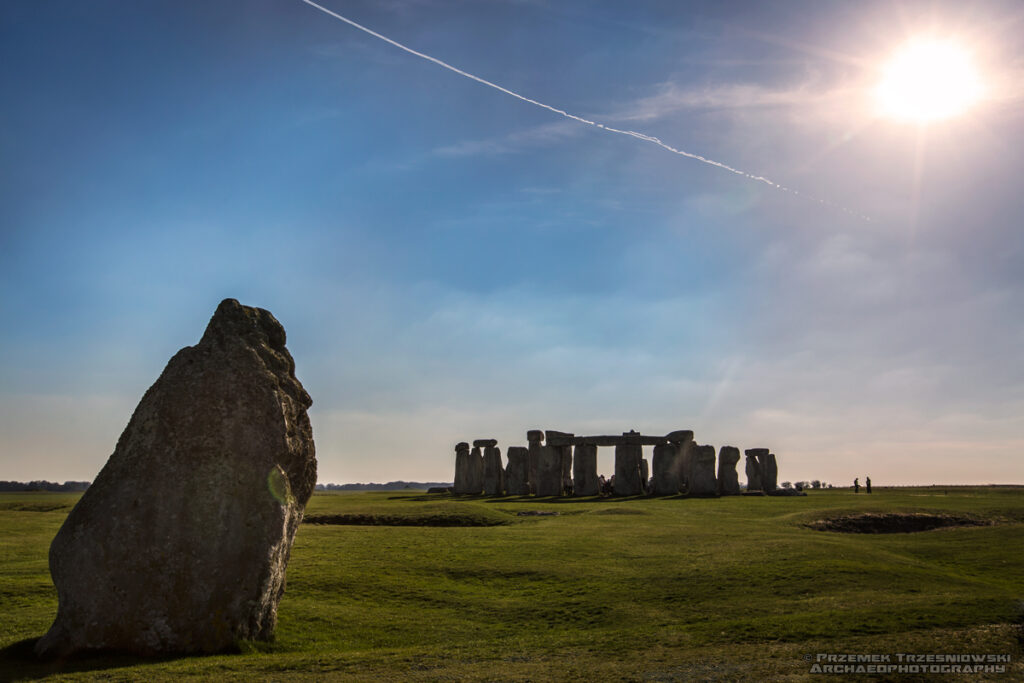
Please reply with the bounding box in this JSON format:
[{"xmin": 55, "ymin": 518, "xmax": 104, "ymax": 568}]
[{"xmin": 805, "ymin": 512, "xmax": 991, "ymax": 534}]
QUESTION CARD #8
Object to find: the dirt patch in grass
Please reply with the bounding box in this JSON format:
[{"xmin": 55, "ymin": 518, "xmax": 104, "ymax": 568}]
[
  {"xmin": 303, "ymin": 512, "xmax": 509, "ymax": 527},
  {"xmin": 805, "ymin": 513, "xmax": 992, "ymax": 534}
]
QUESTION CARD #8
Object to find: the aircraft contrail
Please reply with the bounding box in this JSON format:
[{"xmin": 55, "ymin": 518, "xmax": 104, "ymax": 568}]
[{"xmin": 299, "ymin": 0, "xmax": 868, "ymax": 220}]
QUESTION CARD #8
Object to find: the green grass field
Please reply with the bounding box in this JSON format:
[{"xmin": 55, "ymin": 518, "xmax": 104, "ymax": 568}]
[{"xmin": 2, "ymin": 487, "xmax": 1022, "ymax": 681}]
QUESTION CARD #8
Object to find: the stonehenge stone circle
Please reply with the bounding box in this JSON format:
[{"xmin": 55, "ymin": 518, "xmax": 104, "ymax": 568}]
[
  {"xmin": 36, "ymin": 299, "xmax": 316, "ymax": 658},
  {"xmin": 688, "ymin": 444, "xmax": 719, "ymax": 497},
  {"xmin": 504, "ymin": 446, "xmax": 530, "ymax": 495},
  {"xmin": 453, "ymin": 428, "xmax": 786, "ymax": 500},
  {"xmin": 572, "ymin": 444, "xmax": 599, "ymax": 496},
  {"xmin": 717, "ymin": 446, "xmax": 741, "ymax": 495},
  {"xmin": 483, "ymin": 445, "xmax": 505, "ymax": 496},
  {"xmin": 614, "ymin": 441, "xmax": 644, "ymax": 495}
]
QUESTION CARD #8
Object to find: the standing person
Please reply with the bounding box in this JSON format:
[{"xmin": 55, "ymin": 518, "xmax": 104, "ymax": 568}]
[
  {"xmin": 865, "ymin": 476, "xmax": 872, "ymax": 494},
  {"xmin": 853, "ymin": 477, "xmax": 860, "ymax": 493}
]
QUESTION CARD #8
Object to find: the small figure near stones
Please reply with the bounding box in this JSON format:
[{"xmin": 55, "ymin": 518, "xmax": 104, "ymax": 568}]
[
  {"xmin": 865, "ymin": 476, "xmax": 872, "ymax": 494},
  {"xmin": 853, "ymin": 477, "xmax": 860, "ymax": 494}
]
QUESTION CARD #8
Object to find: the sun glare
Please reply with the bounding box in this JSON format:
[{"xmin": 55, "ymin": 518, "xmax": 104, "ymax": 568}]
[{"xmin": 875, "ymin": 39, "xmax": 983, "ymax": 123}]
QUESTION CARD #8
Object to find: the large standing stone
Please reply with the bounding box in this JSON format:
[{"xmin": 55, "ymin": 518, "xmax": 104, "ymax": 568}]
[
  {"xmin": 468, "ymin": 446, "xmax": 485, "ymax": 494},
  {"xmin": 504, "ymin": 447, "xmax": 530, "ymax": 495},
  {"xmin": 35, "ymin": 299, "xmax": 316, "ymax": 658},
  {"xmin": 535, "ymin": 445, "xmax": 563, "ymax": 496},
  {"xmin": 453, "ymin": 442, "xmax": 473, "ymax": 494},
  {"xmin": 572, "ymin": 444, "xmax": 599, "ymax": 496},
  {"xmin": 651, "ymin": 443, "xmax": 682, "ymax": 495},
  {"xmin": 526, "ymin": 430, "xmax": 544, "ymax": 495},
  {"xmin": 614, "ymin": 443, "xmax": 644, "ymax": 495},
  {"xmin": 546, "ymin": 431, "xmax": 574, "ymax": 495},
  {"xmin": 640, "ymin": 458, "xmax": 650, "ymax": 492},
  {"xmin": 763, "ymin": 453, "xmax": 778, "ymax": 492},
  {"xmin": 482, "ymin": 445, "xmax": 504, "ymax": 495},
  {"xmin": 688, "ymin": 444, "xmax": 718, "ymax": 497},
  {"xmin": 717, "ymin": 446, "xmax": 741, "ymax": 495},
  {"xmin": 745, "ymin": 448, "xmax": 767, "ymax": 491}
]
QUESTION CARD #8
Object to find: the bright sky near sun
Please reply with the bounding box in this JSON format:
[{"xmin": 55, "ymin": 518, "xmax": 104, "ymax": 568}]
[{"xmin": 2, "ymin": 0, "xmax": 1023, "ymax": 486}]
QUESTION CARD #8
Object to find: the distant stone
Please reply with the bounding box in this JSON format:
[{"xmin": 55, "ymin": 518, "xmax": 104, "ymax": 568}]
[
  {"xmin": 535, "ymin": 445, "xmax": 563, "ymax": 496},
  {"xmin": 504, "ymin": 447, "xmax": 530, "ymax": 495},
  {"xmin": 36, "ymin": 299, "xmax": 316, "ymax": 658},
  {"xmin": 453, "ymin": 442, "xmax": 474, "ymax": 495},
  {"xmin": 482, "ymin": 446, "xmax": 505, "ymax": 496},
  {"xmin": 473, "ymin": 439, "xmax": 498, "ymax": 448},
  {"xmin": 544, "ymin": 430, "xmax": 575, "ymax": 447},
  {"xmin": 614, "ymin": 443, "xmax": 643, "ymax": 495},
  {"xmin": 572, "ymin": 444, "xmax": 599, "ymax": 496},
  {"xmin": 764, "ymin": 453, "xmax": 778, "ymax": 492},
  {"xmin": 745, "ymin": 449, "xmax": 766, "ymax": 492},
  {"xmin": 526, "ymin": 430, "xmax": 545, "ymax": 443},
  {"xmin": 717, "ymin": 446, "xmax": 741, "ymax": 495},
  {"xmin": 688, "ymin": 445, "xmax": 718, "ymax": 497},
  {"xmin": 665, "ymin": 430, "xmax": 694, "ymax": 443},
  {"xmin": 651, "ymin": 443, "xmax": 680, "ymax": 496}
]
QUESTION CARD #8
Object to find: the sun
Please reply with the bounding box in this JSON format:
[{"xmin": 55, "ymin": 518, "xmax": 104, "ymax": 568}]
[{"xmin": 875, "ymin": 38, "xmax": 983, "ymax": 123}]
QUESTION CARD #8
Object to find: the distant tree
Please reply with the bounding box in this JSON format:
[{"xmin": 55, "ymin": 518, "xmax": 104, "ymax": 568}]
[
  {"xmin": 781, "ymin": 481, "xmax": 792, "ymax": 489},
  {"xmin": 811, "ymin": 480, "xmax": 821, "ymax": 489}
]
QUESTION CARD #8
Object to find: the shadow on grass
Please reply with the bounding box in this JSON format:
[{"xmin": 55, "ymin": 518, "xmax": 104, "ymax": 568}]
[{"xmin": 0, "ymin": 638, "xmax": 181, "ymax": 682}]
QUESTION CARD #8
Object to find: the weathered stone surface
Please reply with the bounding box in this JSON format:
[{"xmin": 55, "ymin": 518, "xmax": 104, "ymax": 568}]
[
  {"xmin": 614, "ymin": 443, "xmax": 643, "ymax": 495},
  {"xmin": 558, "ymin": 445, "xmax": 573, "ymax": 492},
  {"xmin": 544, "ymin": 430, "xmax": 575, "ymax": 447},
  {"xmin": 483, "ymin": 446, "xmax": 504, "ymax": 496},
  {"xmin": 764, "ymin": 453, "xmax": 778, "ymax": 492},
  {"xmin": 744, "ymin": 449, "xmax": 765, "ymax": 492},
  {"xmin": 504, "ymin": 446, "xmax": 530, "ymax": 495},
  {"xmin": 717, "ymin": 446, "xmax": 741, "ymax": 495},
  {"xmin": 526, "ymin": 430, "xmax": 543, "ymax": 494},
  {"xmin": 469, "ymin": 447, "xmax": 485, "ymax": 493},
  {"xmin": 665, "ymin": 430, "xmax": 694, "ymax": 444},
  {"xmin": 535, "ymin": 445, "xmax": 563, "ymax": 496},
  {"xmin": 453, "ymin": 442, "xmax": 472, "ymax": 494},
  {"xmin": 651, "ymin": 443, "xmax": 682, "ymax": 495},
  {"xmin": 36, "ymin": 299, "xmax": 316, "ymax": 658},
  {"xmin": 688, "ymin": 444, "xmax": 718, "ymax": 497},
  {"xmin": 473, "ymin": 439, "xmax": 498, "ymax": 448},
  {"xmin": 572, "ymin": 444, "xmax": 599, "ymax": 496}
]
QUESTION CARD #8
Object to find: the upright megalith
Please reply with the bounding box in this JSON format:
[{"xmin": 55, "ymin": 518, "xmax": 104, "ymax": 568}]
[
  {"xmin": 453, "ymin": 442, "xmax": 473, "ymax": 494},
  {"xmin": 572, "ymin": 443, "xmax": 599, "ymax": 496},
  {"xmin": 652, "ymin": 430, "xmax": 690, "ymax": 496},
  {"xmin": 651, "ymin": 443, "xmax": 679, "ymax": 495},
  {"xmin": 717, "ymin": 446, "xmax": 741, "ymax": 495},
  {"xmin": 688, "ymin": 445, "xmax": 718, "ymax": 497},
  {"xmin": 545, "ymin": 430, "xmax": 574, "ymax": 494},
  {"xmin": 535, "ymin": 446, "xmax": 563, "ymax": 497},
  {"xmin": 36, "ymin": 299, "xmax": 316, "ymax": 658},
  {"xmin": 763, "ymin": 453, "xmax": 778, "ymax": 492},
  {"xmin": 481, "ymin": 443, "xmax": 505, "ymax": 496},
  {"xmin": 526, "ymin": 430, "xmax": 544, "ymax": 495},
  {"xmin": 505, "ymin": 446, "xmax": 530, "ymax": 495},
  {"xmin": 745, "ymin": 448, "xmax": 768, "ymax": 492},
  {"xmin": 469, "ymin": 446, "xmax": 485, "ymax": 494},
  {"xmin": 614, "ymin": 432, "xmax": 644, "ymax": 495}
]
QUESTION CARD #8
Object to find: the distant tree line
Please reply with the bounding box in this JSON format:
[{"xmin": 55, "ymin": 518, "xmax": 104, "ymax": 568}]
[
  {"xmin": 0, "ymin": 480, "xmax": 91, "ymax": 492},
  {"xmin": 315, "ymin": 481, "xmax": 453, "ymax": 492}
]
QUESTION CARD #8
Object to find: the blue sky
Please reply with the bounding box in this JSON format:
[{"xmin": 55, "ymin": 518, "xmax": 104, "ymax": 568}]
[{"xmin": 2, "ymin": 0, "xmax": 1022, "ymax": 485}]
